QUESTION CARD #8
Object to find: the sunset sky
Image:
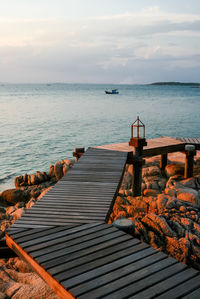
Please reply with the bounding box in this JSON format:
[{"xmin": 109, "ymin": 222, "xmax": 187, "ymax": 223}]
[{"xmin": 1, "ymin": 0, "xmax": 200, "ymax": 83}]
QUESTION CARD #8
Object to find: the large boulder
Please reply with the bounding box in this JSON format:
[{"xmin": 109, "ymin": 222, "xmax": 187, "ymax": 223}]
[
  {"xmin": 54, "ymin": 161, "xmax": 63, "ymax": 180},
  {"xmin": 165, "ymin": 164, "xmax": 184, "ymax": 177},
  {"xmin": 177, "ymin": 187, "xmax": 199, "ymax": 204},
  {"xmin": 0, "ymin": 189, "xmax": 29, "ymax": 205},
  {"xmin": 49, "ymin": 165, "xmax": 55, "ymax": 177}
]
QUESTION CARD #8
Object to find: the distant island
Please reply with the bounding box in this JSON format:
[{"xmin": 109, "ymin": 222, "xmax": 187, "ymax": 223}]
[{"xmin": 150, "ymin": 82, "xmax": 200, "ymax": 86}]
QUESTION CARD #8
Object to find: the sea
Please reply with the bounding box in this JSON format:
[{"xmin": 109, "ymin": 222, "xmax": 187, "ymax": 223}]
[{"xmin": 0, "ymin": 83, "xmax": 200, "ymax": 192}]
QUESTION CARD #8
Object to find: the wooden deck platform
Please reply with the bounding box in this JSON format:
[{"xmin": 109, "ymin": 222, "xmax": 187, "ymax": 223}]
[
  {"xmin": 94, "ymin": 136, "xmax": 200, "ymax": 156},
  {"xmin": 5, "ymin": 145, "xmax": 200, "ymax": 298}
]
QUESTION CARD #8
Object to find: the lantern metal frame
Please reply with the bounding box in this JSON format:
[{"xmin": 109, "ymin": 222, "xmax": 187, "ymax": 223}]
[
  {"xmin": 129, "ymin": 116, "xmax": 147, "ymax": 148},
  {"xmin": 130, "ymin": 116, "xmax": 145, "ymax": 139}
]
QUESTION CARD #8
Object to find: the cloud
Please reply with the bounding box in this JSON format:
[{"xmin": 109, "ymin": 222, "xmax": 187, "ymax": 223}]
[{"xmin": 0, "ymin": 9, "xmax": 200, "ymax": 83}]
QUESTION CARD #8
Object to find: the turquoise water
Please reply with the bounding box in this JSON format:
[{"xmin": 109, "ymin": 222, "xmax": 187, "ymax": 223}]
[{"xmin": 0, "ymin": 83, "xmax": 199, "ymax": 192}]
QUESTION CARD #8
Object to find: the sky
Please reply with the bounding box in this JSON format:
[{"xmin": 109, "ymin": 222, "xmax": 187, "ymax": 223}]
[{"xmin": 0, "ymin": 0, "xmax": 200, "ymax": 84}]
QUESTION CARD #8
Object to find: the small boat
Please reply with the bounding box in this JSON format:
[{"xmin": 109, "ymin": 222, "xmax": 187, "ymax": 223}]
[{"xmin": 105, "ymin": 89, "xmax": 119, "ymax": 94}]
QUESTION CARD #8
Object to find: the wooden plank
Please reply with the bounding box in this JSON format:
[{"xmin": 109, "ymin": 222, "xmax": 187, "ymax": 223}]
[
  {"xmin": 31, "ymin": 229, "xmax": 124, "ymax": 262},
  {"xmin": 7, "ymin": 226, "xmax": 66, "ymax": 239},
  {"xmin": 55, "ymin": 243, "xmax": 152, "ymax": 282},
  {"xmin": 20, "ymin": 224, "xmax": 110, "ymax": 250},
  {"xmin": 156, "ymin": 274, "xmax": 200, "ymax": 298},
  {"xmin": 8, "ymin": 223, "xmax": 53, "ymax": 229},
  {"xmin": 128, "ymin": 267, "xmax": 199, "ymax": 299},
  {"xmin": 48, "ymin": 238, "xmax": 141, "ymax": 276},
  {"xmin": 13, "ymin": 223, "xmax": 101, "ymax": 244},
  {"xmin": 100, "ymin": 262, "xmax": 187, "ymax": 299},
  {"xmin": 42, "ymin": 234, "xmax": 133, "ymax": 270},
  {"xmin": 5, "ymin": 233, "xmax": 74, "ymax": 299},
  {"xmin": 24, "ymin": 209, "xmax": 107, "ymax": 217},
  {"xmin": 61, "ymin": 247, "xmax": 156, "ymax": 289},
  {"xmin": 70, "ymin": 252, "xmax": 167, "ymax": 297},
  {"xmin": 13, "ymin": 218, "xmax": 95, "ymax": 226},
  {"xmin": 78, "ymin": 256, "xmax": 178, "ymax": 299},
  {"xmin": 28, "ymin": 205, "xmax": 109, "ymax": 213},
  {"xmin": 19, "ymin": 213, "xmax": 105, "ymax": 222},
  {"xmin": 182, "ymin": 287, "xmax": 200, "ymax": 299}
]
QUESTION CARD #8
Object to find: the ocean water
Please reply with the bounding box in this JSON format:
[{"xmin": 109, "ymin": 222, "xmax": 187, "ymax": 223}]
[{"xmin": 0, "ymin": 83, "xmax": 200, "ymax": 192}]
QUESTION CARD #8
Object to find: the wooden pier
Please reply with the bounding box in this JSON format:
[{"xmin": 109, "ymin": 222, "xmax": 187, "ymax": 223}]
[{"xmin": 5, "ymin": 138, "xmax": 200, "ymax": 298}]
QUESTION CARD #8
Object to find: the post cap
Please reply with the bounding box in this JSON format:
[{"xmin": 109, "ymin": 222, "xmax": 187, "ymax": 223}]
[
  {"xmin": 185, "ymin": 144, "xmax": 195, "ymax": 152},
  {"xmin": 113, "ymin": 218, "xmax": 135, "ymax": 234}
]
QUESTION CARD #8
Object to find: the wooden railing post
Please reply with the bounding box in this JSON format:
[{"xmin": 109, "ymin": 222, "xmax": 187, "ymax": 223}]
[
  {"xmin": 184, "ymin": 145, "xmax": 196, "ymax": 178},
  {"xmin": 73, "ymin": 147, "xmax": 85, "ymax": 161}
]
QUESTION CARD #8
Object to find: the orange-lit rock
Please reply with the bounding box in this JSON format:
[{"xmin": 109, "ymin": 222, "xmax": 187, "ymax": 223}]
[
  {"xmin": 165, "ymin": 164, "xmax": 184, "ymax": 177},
  {"xmin": 143, "ymin": 189, "xmax": 160, "ymax": 197}
]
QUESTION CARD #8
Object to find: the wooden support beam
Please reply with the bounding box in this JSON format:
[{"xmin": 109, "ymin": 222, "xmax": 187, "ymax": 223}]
[
  {"xmin": 160, "ymin": 153, "xmax": 168, "ymax": 171},
  {"xmin": 184, "ymin": 145, "xmax": 196, "ymax": 179},
  {"xmin": 132, "ymin": 158, "xmax": 144, "ymax": 197}
]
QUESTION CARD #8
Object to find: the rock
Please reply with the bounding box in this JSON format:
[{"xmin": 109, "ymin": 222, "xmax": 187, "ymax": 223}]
[
  {"xmin": 177, "ymin": 188, "xmax": 199, "ymax": 204},
  {"xmin": 63, "ymin": 164, "xmax": 69, "ymax": 176},
  {"xmin": 0, "ymin": 257, "xmax": 60, "ymax": 298},
  {"xmin": 126, "ymin": 196, "xmax": 149, "ymax": 215},
  {"xmin": 12, "ymin": 207, "xmax": 24, "ymax": 220},
  {"xmin": 143, "ymin": 166, "xmax": 161, "ymax": 177},
  {"xmin": 179, "ymin": 205, "xmax": 187, "ymax": 213},
  {"xmin": 35, "ymin": 171, "xmax": 45, "ymax": 183},
  {"xmin": 0, "ymin": 196, "xmax": 8, "ymax": 206},
  {"xmin": 143, "ymin": 189, "xmax": 160, "ymax": 197},
  {"xmin": 165, "ymin": 176, "xmax": 183, "ymax": 189},
  {"xmin": 180, "ymin": 217, "xmax": 193, "ymax": 229},
  {"xmin": 180, "ymin": 178, "xmax": 197, "ymax": 189},
  {"xmin": 167, "ymin": 219, "xmax": 185, "ymax": 237},
  {"xmin": 165, "ymin": 235, "xmax": 190, "ymax": 264},
  {"xmin": 0, "ymin": 189, "xmax": 29, "ymax": 205},
  {"xmin": 133, "ymin": 218, "xmax": 149, "ymax": 242},
  {"xmin": 26, "ymin": 197, "xmax": 36, "ymax": 209},
  {"xmin": 22, "ymin": 173, "xmax": 28, "ymax": 185},
  {"xmin": 0, "ymin": 219, "xmax": 12, "ymax": 237},
  {"xmin": 41, "ymin": 171, "xmax": 49, "ymax": 181},
  {"xmin": 164, "ymin": 188, "xmax": 177, "ymax": 197},
  {"xmin": 30, "ymin": 174, "xmax": 39, "ymax": 185},
  {"xmin": 156, "ymin": 194, "xmax": 169, "ymax": 214},
  {"xmin": 49, "ymin": 165, "xmax": 55, "ymax": 177},
  {"xmin": 142, "ymin": 213, "xmax": 176, "ymax": 237},
  {"xmin": 54, "ymin": 161, "xmax": 63, "ymax": 180},
  {"xmin": 6, "ymin": 206, "xmax": 16, "ymax": 215},
  {"xmin": 14, "ymin": 175, "xmax": 24, "ymax": 188},
  {"xmin": 165, "ymin": 164, "xmax": 184, "ymax": 177},
  {"xmin": 63, "ymin": 159, "xmax": 72, "ymax": 167}
]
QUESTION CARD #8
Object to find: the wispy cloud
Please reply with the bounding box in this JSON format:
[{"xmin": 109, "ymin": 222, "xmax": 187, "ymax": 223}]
[{"xmin": 0, "ymin": 9, "xmax": 200, "ymax": 83}]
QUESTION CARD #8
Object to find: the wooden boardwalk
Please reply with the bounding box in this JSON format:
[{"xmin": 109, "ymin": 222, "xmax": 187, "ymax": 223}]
[
  {"xmin": 6, "ymin": 223, "xmax": 200, "ymax": 299},
  {"xmin": 5, "ymin": 145, "xmax": 200, "ymax": 298},
  {"xmin": 9, "ymin": 148, "xmax": 127, "ymax": 228}
]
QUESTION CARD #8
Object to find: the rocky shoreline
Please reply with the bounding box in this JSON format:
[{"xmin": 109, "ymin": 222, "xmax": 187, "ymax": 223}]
[
  {"xmin": 110, "ymin": 153, "xmax": 200, "ymax": 270},
  {"xmin": 0, "ymin": 152, "xmax": 200, "ymax": 297}
]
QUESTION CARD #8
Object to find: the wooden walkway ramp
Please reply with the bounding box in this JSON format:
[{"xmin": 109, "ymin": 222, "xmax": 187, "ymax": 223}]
[
  {"xmin": 5, "ymin": 147, "xmax": 200, "ymax": 298},
  {"xmin": 8, "ymin": 148, "xmax": 127, "ymax": 228}
]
